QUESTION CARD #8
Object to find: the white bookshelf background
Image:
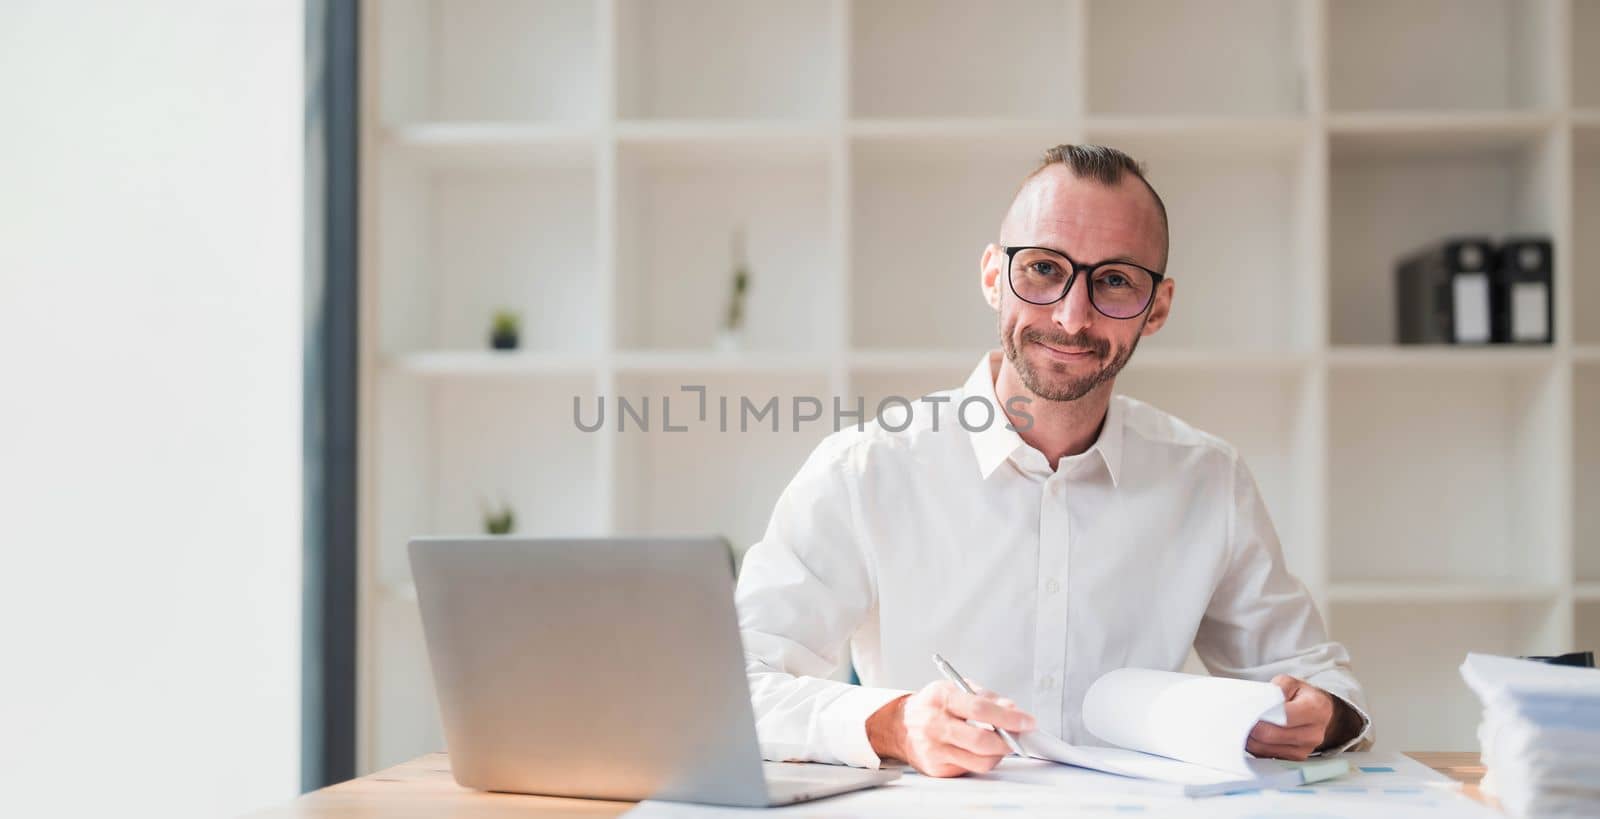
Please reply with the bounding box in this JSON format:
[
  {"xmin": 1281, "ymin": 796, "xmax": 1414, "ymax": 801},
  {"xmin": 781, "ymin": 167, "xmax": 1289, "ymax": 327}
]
[{"xmin": 360, "ymin": 0, "xmax": 1600, "ymax": 770}]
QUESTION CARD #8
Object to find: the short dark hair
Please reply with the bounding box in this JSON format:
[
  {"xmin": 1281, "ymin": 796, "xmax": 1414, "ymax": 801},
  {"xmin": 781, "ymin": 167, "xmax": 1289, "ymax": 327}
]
[{"xmin": 1016, "ymin": 144, "xmax": 1169, "ymax": 268}]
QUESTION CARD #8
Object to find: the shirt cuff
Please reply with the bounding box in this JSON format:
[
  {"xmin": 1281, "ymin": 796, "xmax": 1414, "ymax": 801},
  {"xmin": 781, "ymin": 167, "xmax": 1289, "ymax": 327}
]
[
  {"xmin": 1305, "ymin": 673, "xmax": 1374, "ymax": 754},
  {"xmin": 820, "ymin": 686, "xmax": 913, "ymax": 769}
]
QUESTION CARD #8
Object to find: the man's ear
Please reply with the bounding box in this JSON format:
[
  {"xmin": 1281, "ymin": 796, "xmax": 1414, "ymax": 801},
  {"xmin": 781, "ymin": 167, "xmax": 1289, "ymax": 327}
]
[
  {"xmin": 1140, "ymin": 278, "xmax": 1175, "ymax": 336},
  {"xmin": 980, "ymin": 244, "xmax": 1003, "ymax": 311}
]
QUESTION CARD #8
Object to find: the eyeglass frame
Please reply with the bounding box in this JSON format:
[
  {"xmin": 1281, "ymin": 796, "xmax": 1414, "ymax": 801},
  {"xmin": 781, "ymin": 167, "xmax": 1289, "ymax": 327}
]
[{"xmin": 1002, "ymin": 244, "xmax": 1167, "ymax": 320}]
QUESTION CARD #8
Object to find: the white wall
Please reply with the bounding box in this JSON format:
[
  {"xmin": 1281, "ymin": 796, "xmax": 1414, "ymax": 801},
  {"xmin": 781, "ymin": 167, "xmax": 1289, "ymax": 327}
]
[{"xmin": 0, "ymin": 2, "xmax": 302, "ymax": 817}]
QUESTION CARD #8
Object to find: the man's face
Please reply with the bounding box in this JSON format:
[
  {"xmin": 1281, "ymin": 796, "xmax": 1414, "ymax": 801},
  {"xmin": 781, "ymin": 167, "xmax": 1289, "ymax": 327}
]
[{"xmin": 980, "ymin": 167, "xmax": 1173, "ymax": 402}]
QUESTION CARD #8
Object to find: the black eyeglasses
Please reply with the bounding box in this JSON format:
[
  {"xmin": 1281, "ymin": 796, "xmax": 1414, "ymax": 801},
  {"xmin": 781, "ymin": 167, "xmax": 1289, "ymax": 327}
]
[{"xmin": 1004, "ymin": 245, "xmax": 1165, "ymax": 320}]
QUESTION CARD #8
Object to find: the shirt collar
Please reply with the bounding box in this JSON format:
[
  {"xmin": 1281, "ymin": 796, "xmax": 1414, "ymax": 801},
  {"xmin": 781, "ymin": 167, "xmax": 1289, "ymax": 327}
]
[{"xmin": 962, "ymin": 350, "xmax": 1123, "ymax": 487}]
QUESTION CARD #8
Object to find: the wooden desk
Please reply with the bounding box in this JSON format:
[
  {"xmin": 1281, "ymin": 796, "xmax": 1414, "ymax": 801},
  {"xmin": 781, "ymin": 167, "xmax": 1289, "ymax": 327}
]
[{"xmin": 251, "ymin": 752, "xmax": 1492, "ymax": 818}]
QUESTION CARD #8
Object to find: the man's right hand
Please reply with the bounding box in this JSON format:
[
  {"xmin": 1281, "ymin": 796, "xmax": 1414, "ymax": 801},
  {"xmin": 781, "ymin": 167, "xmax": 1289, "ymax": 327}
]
[{"xmin": 865, "ymin": 680, "xmax": 1036, "ymax": 777}]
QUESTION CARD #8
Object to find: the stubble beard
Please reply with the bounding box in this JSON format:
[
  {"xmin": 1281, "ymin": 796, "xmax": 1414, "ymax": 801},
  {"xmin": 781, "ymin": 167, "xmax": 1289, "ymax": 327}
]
[{"xmin": 1001, "ymin": 316, "xmax": 1145, "ymax": 403}]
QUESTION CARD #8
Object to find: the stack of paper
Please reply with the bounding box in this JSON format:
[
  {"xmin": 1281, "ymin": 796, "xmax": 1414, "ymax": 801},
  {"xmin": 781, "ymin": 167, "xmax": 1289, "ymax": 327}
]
[{"xmin": 1460, "ymin": 653, "xmax": 1600, "ymax": 817}]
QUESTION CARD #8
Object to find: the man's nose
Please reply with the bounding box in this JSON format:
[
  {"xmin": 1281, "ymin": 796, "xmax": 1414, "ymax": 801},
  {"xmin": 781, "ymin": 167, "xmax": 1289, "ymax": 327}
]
[{"xmin": 1051, "ymin": 272, "xmax": 1096, "ymax": 334}]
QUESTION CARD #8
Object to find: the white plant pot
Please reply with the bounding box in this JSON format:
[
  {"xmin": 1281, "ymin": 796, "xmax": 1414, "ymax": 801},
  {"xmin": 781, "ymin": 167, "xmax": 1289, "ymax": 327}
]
[{"xmin": 715, "ymin": 327, "xmax": 743, "ymax": 352}]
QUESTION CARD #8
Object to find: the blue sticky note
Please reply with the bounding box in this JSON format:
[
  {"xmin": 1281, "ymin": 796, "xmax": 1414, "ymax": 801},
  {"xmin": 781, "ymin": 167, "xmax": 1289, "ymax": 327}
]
[{"xmin": 1359, "ymin": 766, "xmax": 1396, "ymax": 773}]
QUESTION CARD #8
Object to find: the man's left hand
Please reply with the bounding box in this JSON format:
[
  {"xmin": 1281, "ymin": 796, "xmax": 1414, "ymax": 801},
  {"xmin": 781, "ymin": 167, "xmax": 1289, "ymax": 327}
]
[{"xmin": 1246, "ymin": 675, "xmax": 1338, "ymax": 761}]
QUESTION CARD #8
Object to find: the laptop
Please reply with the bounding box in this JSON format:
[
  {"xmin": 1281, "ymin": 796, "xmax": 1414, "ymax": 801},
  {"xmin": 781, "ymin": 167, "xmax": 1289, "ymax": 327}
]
[{"xmin": 408, "ymin": 536, "xmax": 900, "ymax": 807}]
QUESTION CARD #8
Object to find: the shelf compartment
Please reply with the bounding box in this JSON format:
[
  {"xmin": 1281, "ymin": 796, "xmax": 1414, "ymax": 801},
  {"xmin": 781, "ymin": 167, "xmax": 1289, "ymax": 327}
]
[
  {"xmin": 849, "ymin": 136, "xmax": 1041, "ymax": 351},
  {"xmin": 1086, "ymin": 0, "xmax": 1307, "ymax": 116},
  {"xmin": 1330, "ymin": 600, "xmax": 1565, "ymax": 751},
  {"xmin": 850, "ymin": 0, "xmax": 1080, "ymax": 118},
  {"xmin": 1077, "ymin": 130, "xmax": 1318, "ymax": 351},
  {"xmin": 1576, "ymin": 126, "xmax": 1600, "ymax": 344},
  {"xmin": 1115, "ymin": 367, "xmax": 1321, "ymax": 583},
  {"xmin": 372, "ymin": 375, "xmax": 605, "ymax": 592},
  {"xmin": 1328, "ymin": 365, "xmax": 1564, "ymax": 586},
  {"xmin": 372, "ymin": 156, "xmax": 601, "ymax": 355},
  {"xmin": 615, "ymin": 140, "xmax": 834, "ymax": 353},
  {"xmin": 430, "ymin": 376, "xmax": 605, "ymax": 537},
  {"xmin": 374, "ymin": 0, "xmax": 599, "ymax": 124},
  {"xmin": 1578, "ymin": 363, "xmax": 1600, "ymax": 582},
  {"xmin": 611, "ymin": 372, "xmax": 832, "ymax": 558},
  {"xmin": 616, "ymin": 0, "xmax": 835, "ymax": 120},
  {"xmin": 1328, "ymin": 127, "xmax": 1560, "ymax": 345},
  {"xmin": 1327, "ymin": 0, "xmax": 1561, "ymax": 112}
]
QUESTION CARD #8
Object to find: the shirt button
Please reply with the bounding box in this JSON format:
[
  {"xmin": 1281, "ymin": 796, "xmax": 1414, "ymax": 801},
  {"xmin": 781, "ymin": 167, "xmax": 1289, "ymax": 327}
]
[
  {"xmin": 1044, "ymin": 577, "xmax": 1060, "ymax": 595},
  {"xmin": 1039, "ymin": 674, "xmax": 1056, "ymax": 691}
]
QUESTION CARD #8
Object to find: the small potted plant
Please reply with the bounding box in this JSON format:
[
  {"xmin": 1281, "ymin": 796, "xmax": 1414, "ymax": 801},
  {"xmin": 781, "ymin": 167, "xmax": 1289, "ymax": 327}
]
[
  {"xmin": 716, "ymin": 228, "xmax": 751, "ymax": 352},
  {"xmin": 482, "ymin": 499, "xmax": 515, "ymax": 535},
  {"xmin": 489, "ymin": 309, "xmax": 521, "ymax": 351}
]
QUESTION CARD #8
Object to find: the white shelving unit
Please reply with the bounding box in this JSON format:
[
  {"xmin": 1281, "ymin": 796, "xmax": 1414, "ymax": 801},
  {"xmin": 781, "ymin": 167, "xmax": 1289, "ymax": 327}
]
[{"xmin": 359, "ymin": 0, "xmax": 1599, "ymax": 769}]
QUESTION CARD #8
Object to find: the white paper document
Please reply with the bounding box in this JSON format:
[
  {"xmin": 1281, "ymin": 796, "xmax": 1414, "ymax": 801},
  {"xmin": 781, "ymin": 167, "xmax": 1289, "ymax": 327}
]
[
  {"xmin": 623, "ymin": 753, "xmax": 1491, "ymax": 819},
  {"xmin": 1012, "ymin": 667, "xmax": 1329, "ymax": 794}
]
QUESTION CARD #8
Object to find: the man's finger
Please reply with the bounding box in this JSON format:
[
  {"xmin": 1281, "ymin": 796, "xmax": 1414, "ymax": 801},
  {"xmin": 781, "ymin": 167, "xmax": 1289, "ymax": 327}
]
[
  {"xmin": 1280, "ymin": 697, "xmax": 1330, "ymax": 728},
  {"xmin": 1272, "ymin": 674, "xmax": 1308, "ymax": 698},
  {"xmin": 1280, "ymin": 682, "xmax": 1334, "ymax": 728},
  {"xmin": 940, "ymin": 719, "xmax": 1012, "ymax": 757},
  {"xmin": 1246, "ymin": 738, "xmax": 1313, "ymax": 761},
  {"xmin": 1249, "ymin": 720, "xmax": 1322, "ymax": 747},
  {"xmin": 946, "ymin": 691, "xmax": 1036, "ymax": 733},
  {"xmin": 936, "ymin": 742, "xmax": 1005, "ymax": 774}
]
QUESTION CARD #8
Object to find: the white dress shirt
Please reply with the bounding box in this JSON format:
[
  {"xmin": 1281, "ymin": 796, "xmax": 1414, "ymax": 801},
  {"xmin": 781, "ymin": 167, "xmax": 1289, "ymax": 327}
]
[{"xmin": 734, "ymin": 351, "xmax": 1372, "ymax": 769}]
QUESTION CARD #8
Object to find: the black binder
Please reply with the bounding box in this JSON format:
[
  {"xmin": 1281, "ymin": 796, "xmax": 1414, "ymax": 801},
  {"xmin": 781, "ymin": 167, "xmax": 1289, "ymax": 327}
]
[
  {"xmin": 1491, "ymin": 237, "xmax": 1554, "ymax": 344},
  {"xmin": 1395, "ymin": 237, "xmax": 1495, "ymax": 344}
]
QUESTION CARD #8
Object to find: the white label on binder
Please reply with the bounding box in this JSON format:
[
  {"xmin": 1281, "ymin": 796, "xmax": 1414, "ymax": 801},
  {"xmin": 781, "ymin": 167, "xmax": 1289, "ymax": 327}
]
[
  {"xmin": 1453, "ymin": 273, "xmax": 1491, "ymax": 343},
  {"xmin": 1511, "ymin": 282, "xmax": 1549, "ymax": 342}
]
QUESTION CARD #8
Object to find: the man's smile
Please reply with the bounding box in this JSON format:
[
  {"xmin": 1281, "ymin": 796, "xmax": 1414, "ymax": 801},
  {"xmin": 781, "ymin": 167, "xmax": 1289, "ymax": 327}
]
[{"xmin": 1032, "ymin": 338, "xmax": 1100, "ymax": 362}]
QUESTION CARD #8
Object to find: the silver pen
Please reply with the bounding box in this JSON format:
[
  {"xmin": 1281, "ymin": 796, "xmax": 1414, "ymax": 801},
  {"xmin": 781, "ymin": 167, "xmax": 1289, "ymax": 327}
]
[{"xmin": 931, "ymin": 652, "xmax": 1027, "ymax": 757}]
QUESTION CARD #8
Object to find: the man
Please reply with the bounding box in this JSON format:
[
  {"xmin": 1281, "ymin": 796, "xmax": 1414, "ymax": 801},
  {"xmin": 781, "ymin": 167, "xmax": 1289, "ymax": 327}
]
[{"xmin": 734, "ymin": 144, "xmax": 1371, "ymax": 777}]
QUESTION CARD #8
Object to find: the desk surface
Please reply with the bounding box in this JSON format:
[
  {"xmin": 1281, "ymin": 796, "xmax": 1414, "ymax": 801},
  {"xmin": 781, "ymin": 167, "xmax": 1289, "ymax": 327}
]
[{"xmin": 251, "ymin": 752, "xmax": 1490, "ymax": 818}]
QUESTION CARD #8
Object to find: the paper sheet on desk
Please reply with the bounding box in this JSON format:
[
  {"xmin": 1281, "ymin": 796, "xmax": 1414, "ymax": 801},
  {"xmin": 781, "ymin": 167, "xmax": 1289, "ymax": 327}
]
[
  {"xmin": 622, "ymin": 753, "xmax": 1495, "ymax": 819},
  {"xmin": 1017, "ymin": 667, "xmax": 1288, "ymax": 783}
]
